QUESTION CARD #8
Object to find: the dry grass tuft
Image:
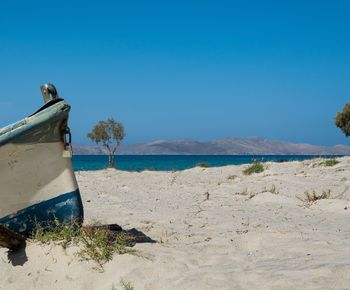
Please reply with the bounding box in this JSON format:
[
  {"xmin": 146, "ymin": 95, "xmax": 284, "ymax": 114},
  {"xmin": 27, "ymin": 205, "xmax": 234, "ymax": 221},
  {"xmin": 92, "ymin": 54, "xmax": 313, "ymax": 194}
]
[
  {"xmin": 267, "ymin": 184, "xmax": 279, "ymax": 195},
  {"xmin": 120, "ymin": 279, "xmax": 134, "ymax": 290},
  {"xmin": 298, "ymin": 190, "xmax": 331, "ymax": 207}
]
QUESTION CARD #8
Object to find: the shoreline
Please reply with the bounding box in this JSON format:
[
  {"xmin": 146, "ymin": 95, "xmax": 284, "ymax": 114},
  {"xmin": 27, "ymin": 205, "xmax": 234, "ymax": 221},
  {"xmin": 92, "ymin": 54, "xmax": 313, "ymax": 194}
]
[{"xmin": 72, "ymin": 154, "xmax": 347, "ymax": 172}]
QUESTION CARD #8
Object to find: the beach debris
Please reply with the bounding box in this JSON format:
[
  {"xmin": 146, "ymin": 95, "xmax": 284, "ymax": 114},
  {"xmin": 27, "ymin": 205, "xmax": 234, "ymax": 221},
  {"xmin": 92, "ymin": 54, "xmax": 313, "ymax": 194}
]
[
  {"xmin": 0, "ymin": 84, "xmax": 84, "ymax": 238},
  {"xmin": 0, "ymin": 225, "xmax": 26, "ymax": 250}
]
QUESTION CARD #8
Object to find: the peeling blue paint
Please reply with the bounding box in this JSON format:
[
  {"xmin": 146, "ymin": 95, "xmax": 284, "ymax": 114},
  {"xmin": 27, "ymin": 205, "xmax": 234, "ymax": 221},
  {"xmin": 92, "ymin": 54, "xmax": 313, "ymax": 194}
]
[
  {"xmin": 0, "ymin": 189, "xmax": 84, "ymax": 237},
  {"xmin": 0, "ymin": 95, "xmax": 84, "ymax": 237}
]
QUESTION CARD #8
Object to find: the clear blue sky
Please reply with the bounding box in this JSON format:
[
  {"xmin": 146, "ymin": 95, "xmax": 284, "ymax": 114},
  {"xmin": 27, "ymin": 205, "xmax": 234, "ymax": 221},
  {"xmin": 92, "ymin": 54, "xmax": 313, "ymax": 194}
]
[{"xmin": 0, "ymin": 0, "xmax": 350, "ymax": 146}]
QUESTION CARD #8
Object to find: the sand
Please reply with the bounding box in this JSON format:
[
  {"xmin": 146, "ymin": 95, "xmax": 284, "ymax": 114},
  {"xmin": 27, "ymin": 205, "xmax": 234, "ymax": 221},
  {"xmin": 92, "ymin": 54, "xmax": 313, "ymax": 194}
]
[{"xmin": 1, "ymin": 157, "xmax": 350, "ymax": 289}]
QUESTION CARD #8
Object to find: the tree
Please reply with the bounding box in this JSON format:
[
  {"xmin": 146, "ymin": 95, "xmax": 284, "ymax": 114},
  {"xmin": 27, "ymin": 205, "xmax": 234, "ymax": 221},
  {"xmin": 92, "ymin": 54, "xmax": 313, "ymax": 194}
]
[
  {"xmin": 87, "ymin": 118, "xmax": 125, "ymax": 168},
  {"xmin": 335, "ymin": 103, "xmax": 350, "ymax": 137}
]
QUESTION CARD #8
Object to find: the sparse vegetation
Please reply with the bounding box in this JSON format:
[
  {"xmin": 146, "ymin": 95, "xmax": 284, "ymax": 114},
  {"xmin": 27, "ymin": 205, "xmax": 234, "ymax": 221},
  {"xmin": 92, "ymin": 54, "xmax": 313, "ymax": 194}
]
[
  {"xmin": 32, "ymin": 218, "xmax": 80, "ymax": 249},
  {"xmin": 237, "ymin": 188, "xmax": 249, "ymax": 196},
  {"xmin": 312, "ymin": 158, "xmax": 340, "ymax": 168},
  {"xmin": 323, "ymin": 158, "xmax": 340, "ymax": 167},
  {"xmin": 31, "ymin": 221, "xmax": 136, "ymax": 267},
  {"xmin": 268, "ymin": 184, "xmax": 279, "ymax": 195},
  {"xmin": 235, "ymin": 188, "xmax": 256, "ymax": 199},
  {"xmin": 120, "ymin": 278, "xmax": 134, "ymax": 290},
  {"xmin": 197, "ymin": 162, "xmax": 209, "ymax": 168},
  {"xmin": 77, "ymin": 226, "xmax": 136, "ymax": 266},
  {"xmin": 243, "ymin": 161, "xmax": 264, "ymax": 175},
  {"xmin": 227, "ymin": 175, "xmax": 237, "ymax": 180},
  {"xmin": 170, "ymin": 173, "xmax": 179, "ymax": 186},
  {"xmin": 299, "ymin": 190, "xmax": 331, "ymax": 206}
]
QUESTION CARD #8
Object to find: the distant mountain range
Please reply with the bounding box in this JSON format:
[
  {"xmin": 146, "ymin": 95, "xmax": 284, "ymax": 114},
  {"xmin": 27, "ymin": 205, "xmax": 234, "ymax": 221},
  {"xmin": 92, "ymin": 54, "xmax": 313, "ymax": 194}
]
[{"xmin": 73, "ymin": 137, "xmax": 350, "ymax": 155}]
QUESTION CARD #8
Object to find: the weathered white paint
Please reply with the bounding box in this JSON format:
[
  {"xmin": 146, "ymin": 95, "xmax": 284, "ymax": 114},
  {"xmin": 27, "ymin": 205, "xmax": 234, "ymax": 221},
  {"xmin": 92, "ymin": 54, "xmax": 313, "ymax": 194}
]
[{"xmin": 0, "ymin": 142, "xmax": 78, "ymax": 217}]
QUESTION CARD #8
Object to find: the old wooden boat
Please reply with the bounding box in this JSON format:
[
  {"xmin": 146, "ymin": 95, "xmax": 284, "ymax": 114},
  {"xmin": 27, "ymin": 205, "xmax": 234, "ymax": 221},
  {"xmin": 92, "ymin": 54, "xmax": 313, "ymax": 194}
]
[{"xmin": 0, "ymin": 84, "xmax": 84, "ymax": 237}]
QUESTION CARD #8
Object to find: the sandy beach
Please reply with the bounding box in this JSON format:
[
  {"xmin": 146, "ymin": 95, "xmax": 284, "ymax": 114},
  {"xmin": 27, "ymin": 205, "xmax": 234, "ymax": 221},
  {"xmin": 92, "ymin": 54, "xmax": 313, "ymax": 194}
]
[{"xmin": 1, "ymin": 157, "xmax": 350, "ymax": 289}]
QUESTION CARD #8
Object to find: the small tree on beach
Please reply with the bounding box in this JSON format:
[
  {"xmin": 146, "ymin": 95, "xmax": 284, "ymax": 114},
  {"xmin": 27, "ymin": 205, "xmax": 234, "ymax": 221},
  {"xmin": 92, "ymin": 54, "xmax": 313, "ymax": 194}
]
[
  {"xmin": 87, "ymin": 118, "xmax": 125, "ymax": 168},
  {"xmin": 335, "ymin": 103, "xmax": 350, "ymax": 137}
]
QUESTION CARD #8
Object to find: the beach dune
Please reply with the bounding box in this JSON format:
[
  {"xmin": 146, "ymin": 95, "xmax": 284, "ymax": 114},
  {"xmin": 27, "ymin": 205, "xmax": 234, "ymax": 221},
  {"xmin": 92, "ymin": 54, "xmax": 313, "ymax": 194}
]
[{"xmin": 1, "ymin": 157, "xmax": 350, "ymax": 289}]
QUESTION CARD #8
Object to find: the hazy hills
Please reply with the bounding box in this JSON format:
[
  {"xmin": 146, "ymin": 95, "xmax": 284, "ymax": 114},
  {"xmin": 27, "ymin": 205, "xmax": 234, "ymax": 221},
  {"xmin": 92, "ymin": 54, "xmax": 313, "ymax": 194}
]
[{"xmin": 73, "ymin": 137, "xmax": 350, "ymax": 155}]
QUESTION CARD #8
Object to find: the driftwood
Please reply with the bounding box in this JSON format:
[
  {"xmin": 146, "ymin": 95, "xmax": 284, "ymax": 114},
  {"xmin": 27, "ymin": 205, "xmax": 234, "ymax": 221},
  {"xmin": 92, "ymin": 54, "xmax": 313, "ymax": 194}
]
[
  {"xmin": 0, "ymin": 225, "xmax": 26, "ymax": 250},
  {"xmin": 85, "ymin": 224, "xmax": 157, "ymax": 246}
]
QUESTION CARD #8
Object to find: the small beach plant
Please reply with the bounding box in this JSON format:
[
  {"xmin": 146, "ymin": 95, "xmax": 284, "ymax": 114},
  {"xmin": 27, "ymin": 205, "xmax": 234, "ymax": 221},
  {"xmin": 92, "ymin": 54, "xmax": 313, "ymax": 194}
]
[
  {"xmin": 87, "ymin": 118, "xmax": 125, "ymax": 168},
  {"xmin": 32, "ymin": 218, "xmax": 80, "ymax": 249},
  {"xmin": 268, "ymin": 184, "xmax": 278, "ymax": 194},
  {"xmin": 197, "ymin": 162, "xmax": 209, "ymax": 168},
  {"xmin": 299, "ymin": 190, "xmax": 331, "ymax": 207},
  {"xmin": 323, "ymin": 158, "xmax": 340, "ymax": 167},
  {"xmin": 243, "ymin": 161, "xmax": 264, "ymax": 175},
  {"xmin": 120, "ymin": 279, "xmax": 134, "ymax": 290},
  {"xmin": 77, "ymin": 226, "xmax": 136, "ymax": 266}
]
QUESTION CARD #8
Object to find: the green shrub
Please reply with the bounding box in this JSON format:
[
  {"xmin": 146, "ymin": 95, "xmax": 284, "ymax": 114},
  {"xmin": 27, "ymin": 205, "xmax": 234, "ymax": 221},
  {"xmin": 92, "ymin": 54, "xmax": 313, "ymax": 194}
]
[
  {"xmin": 197, "ymin": 162, "xmax": 209, "ymax": 168},
  {"xmin": 243, "ymin": 161, "xmax": 264, "ymax": 175},
  {"xmin": 323, "ymin": 158, "xmax": 339, "ymax": 167}
]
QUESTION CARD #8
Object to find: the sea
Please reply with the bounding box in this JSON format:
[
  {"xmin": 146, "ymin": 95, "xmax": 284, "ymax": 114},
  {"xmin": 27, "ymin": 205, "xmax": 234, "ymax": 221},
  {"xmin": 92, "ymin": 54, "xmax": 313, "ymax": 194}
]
[{"xmin": 72, "ymin": 155, "xmax": 341, "ymax": 172}]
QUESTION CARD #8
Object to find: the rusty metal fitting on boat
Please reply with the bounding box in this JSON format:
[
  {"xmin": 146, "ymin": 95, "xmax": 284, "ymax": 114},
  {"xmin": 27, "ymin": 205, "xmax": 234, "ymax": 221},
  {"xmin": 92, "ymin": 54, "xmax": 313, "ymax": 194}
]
[{"xmin": 40, "ymin": 83, "xmax": 60, "ymax": 104}]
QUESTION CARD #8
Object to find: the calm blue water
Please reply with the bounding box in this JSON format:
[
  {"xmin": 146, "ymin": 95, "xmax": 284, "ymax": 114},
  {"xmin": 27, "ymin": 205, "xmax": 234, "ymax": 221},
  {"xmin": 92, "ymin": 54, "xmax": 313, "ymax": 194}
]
[{"xmin": 72, "ymin": 155, "xmax": 341, "ymax": 171}]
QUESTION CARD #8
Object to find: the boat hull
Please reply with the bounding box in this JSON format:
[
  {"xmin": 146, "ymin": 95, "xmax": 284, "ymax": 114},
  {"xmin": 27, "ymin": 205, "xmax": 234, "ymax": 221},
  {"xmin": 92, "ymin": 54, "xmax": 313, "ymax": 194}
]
[
  {"xmin": 0, "ymin": 100, "xmax": 84, "ymax": 237},
  {"xmin": 0, "ymin": 189, "xmax": 83, "ymax": 236}
]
